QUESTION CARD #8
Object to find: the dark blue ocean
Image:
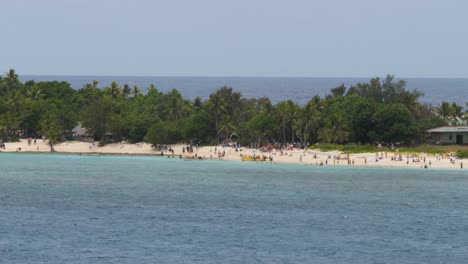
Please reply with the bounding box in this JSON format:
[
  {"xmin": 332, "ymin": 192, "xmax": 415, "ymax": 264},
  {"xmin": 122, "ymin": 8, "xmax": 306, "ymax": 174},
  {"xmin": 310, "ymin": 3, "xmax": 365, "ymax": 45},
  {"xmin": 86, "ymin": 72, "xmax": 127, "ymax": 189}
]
[
  {"xmin": 1, "ymin": 153, "xmax": 468, "ymax": 263},
  {"xmin": 21, "ymin": 76, "xmax": 468, "ymax": 105}
]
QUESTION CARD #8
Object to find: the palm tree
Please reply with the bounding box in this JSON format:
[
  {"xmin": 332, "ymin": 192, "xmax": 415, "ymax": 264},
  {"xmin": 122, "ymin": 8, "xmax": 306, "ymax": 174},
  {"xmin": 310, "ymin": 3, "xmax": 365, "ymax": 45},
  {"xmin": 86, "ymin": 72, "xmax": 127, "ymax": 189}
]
[
  {"xmin": 5, "ymin": 69, "xmax": 19, "ymax": 92},
  {"xmin": 465, "ymin": 103, "xmax": 468, "ymax": 124},
  {"xmin": 0, "ymin": 112, "xmax": 20, "ymax": 134},
  {"xmin": 400, "ymin": 90, "xmax": 422, "ymax": 113},
  {"xmin": 132, "ymin": 85, "xmax": 141, "ymax": 98},
  {"xmin": 0, "ymin": 70, "xmax": 22, "ymax": 134},
  {"xmin": 434, "ymin": 101, "xmax": 452, "ymax": 124},
  {"xmin": 273, "ymin": 100, "xmax": 298, "ymax": 144},
  {"xmin": 122, "ymin": 84, "xmax": 131, "ymax": 99},
  {"xmin": 165, "ymin": 89, "xmax": 186, "ymax": 122},
  {"xmin": 451, "ymin": 102, "xmax": 464, "ymax": 125},
  {"xmin": 294, "ymin": 100, "xmax": 320, "ymax": 145},
  {"xmin": 218, "ymin": 115, "xmax": 236, "ymax": 140},
  {"xmin": 207, "ymin": 92, "xmax": 227, "ymax": 143},
  {"xmin": 80, "ymin": 81, "xmax": 101, "ymax": 102},
  {"xmin": 274, "ymin": 101, "xmax": 289, "ymax": 144},
  {"xmin": 108, "ymin": 81, "xmax": 121, "ymax": 99},
  {"xmin": 286, "ymin": 100, "xmax": 299, "ymax": 143},
  {"xmin": 193, "ymin": 96, "xmax": 203, "ymax": 112},
  {"xmin": 26, "ymin": 84, "xmax": 44, "ymax": 100},
  {"xmin": 318, "ymin": 113, "xmax": 349, "ymax": 144}
]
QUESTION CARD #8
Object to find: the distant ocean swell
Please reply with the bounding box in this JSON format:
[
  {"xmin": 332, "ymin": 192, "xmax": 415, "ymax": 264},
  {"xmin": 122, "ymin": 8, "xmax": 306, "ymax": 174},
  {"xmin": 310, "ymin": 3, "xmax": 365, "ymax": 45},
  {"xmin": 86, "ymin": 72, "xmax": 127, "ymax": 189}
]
[{"xmin": 21, "ymin": 75, "xmax": 468, "ymax": 105}]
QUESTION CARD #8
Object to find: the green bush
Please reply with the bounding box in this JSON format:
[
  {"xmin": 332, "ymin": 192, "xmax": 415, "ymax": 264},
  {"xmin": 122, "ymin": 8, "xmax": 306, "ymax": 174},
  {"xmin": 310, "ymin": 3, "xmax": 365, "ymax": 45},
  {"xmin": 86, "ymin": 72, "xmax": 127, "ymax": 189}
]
[
  {"xmin": 343, "ymin": 144, "xmax": 381, "ymax": 153},
  {"xmin": 396, "ymin": 145, "xmax": 447, "ymax": 155},
  {"xmin": 312, "ymin": 143, "xmax": 380, "ymax": 153},
  {"xmin": 311, "ymin": 143, "xmax": 344, "ymax": 152},
  {"xmin": 457, "ymin": 150, "xmax": 468, "ymax": 159},
  {"xmin": 144, "ymin": 120, "xmax": 180, "ymax": 147},
  {"xmin": 8, "ymin": 136, "xmax": 20, "ymax": 142}
]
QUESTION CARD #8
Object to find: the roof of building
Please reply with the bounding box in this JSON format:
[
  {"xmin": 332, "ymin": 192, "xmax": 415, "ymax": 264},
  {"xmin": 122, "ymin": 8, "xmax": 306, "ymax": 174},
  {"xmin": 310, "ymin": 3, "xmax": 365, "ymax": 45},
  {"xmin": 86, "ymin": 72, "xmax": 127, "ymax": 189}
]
[
  {"xmin": 427, "ymin": 126, "xmax": 468, "ymax": 133},
  {"xmin": 72, "ymin": 124, "xmax": 93, "ymax": 137}
]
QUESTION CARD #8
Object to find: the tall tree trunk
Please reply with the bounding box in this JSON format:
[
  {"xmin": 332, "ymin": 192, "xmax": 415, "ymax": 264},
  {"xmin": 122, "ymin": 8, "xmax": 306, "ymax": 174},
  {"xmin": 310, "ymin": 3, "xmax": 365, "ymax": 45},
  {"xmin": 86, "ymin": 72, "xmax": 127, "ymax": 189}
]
[
  {"xmin": 291, "ymin": 122, "xmax": 294, "ymax": 143},
  {"xmin": 282, "ymin": 116, "xmax": 286, "ymax": 144},
  {"xmin": 215, "ymin": 113, "xmax": 219, "ymax": 144}
]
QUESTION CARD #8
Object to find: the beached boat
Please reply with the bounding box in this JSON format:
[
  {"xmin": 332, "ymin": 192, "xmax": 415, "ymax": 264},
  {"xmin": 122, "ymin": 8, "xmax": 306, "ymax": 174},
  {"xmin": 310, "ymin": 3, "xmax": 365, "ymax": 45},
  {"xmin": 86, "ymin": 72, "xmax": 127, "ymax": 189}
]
[{"xmin": 241, "ymin": 156, "xmax": 253, "ymax": 161}]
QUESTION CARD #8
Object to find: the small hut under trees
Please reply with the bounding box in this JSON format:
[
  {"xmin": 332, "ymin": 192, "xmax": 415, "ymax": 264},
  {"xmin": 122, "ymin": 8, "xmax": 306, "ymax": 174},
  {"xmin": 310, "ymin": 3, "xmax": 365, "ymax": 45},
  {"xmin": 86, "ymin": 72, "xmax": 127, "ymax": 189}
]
[{"xmin": 72, "ymin": 124, "xmax": 94, "ymax": 142}]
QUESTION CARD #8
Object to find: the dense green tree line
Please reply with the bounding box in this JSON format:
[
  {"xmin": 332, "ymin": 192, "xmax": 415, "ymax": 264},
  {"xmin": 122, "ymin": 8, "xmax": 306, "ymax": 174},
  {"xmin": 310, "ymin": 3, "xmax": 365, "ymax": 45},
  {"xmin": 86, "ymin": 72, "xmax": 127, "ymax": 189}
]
[{"xmin": 0, "ymin": 69, "xmax": 466, "ymax": 146}]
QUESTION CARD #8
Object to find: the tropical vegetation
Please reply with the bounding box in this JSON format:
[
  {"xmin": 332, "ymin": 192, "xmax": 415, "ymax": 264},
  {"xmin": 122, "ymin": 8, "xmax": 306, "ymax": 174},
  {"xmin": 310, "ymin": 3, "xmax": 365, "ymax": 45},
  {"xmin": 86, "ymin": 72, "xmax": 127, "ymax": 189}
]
[{"xmin": 0, "ymin": 69, "xmax": 466, "ymax": 147}]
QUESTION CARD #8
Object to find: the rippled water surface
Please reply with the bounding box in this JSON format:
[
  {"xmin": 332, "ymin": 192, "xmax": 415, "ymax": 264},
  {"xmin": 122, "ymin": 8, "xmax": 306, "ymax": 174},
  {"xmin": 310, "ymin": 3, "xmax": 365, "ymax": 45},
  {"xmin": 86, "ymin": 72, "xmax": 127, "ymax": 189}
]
[{"xmin": 1, "ymin": 153, "xmax": 468, "ymax": 263}]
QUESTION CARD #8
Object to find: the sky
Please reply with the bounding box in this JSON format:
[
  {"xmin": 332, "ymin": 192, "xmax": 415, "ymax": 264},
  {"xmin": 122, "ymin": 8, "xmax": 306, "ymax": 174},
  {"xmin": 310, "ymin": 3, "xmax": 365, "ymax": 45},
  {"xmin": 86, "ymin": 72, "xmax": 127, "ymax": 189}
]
[{"xmin": 1, "ymin": 0, "xmax": 467, "ymax": 77}]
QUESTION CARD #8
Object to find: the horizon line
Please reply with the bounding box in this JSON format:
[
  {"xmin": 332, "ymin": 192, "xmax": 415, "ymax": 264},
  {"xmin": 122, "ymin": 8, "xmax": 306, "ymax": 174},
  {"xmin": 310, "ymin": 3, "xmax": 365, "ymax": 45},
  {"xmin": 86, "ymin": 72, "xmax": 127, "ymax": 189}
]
[{"xmin": 17, "ymin": 74, "xmax": 468, "ymax": 79}]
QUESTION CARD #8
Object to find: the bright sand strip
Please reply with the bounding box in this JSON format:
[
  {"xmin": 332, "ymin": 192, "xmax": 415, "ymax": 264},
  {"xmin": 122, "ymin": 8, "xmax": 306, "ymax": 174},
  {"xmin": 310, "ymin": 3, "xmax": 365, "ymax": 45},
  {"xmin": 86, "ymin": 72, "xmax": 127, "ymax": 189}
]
[{"xmin": 1, "ymin": 139, "xmax": 467, "ymax": 170}]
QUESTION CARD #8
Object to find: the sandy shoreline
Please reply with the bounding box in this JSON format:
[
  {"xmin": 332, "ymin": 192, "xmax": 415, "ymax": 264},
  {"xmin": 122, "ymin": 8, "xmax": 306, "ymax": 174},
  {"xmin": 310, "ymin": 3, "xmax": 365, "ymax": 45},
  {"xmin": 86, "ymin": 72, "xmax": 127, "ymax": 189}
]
[{"xmin": 1, "ymin": 139, "xmax": 466, "ymax": 170}]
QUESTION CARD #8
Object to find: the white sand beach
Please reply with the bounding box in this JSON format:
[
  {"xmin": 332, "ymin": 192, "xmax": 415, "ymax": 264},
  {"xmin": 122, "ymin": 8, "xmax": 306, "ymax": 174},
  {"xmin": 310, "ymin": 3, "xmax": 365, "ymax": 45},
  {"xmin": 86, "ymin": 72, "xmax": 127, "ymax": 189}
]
[{"xmin": 1, "ymin": 139, "xmax": 466, "ymax": 170}]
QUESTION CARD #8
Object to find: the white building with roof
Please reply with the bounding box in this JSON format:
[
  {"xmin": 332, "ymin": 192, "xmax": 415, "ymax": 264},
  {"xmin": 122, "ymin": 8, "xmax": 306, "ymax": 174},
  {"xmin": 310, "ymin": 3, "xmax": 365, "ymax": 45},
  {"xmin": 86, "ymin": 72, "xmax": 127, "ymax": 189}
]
[{"xmin": 427, "ymin": 126, "xmax": 468, "ymax": 145}]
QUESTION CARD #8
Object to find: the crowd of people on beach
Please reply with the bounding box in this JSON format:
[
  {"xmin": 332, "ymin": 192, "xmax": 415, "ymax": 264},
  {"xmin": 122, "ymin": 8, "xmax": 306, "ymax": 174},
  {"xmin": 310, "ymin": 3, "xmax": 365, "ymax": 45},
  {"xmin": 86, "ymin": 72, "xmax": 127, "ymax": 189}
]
[
  {"xmin": 0, "ymin": 136, "xmax": 466, "ymax": 169},
  {"xmin": 231, "ymin": 144, "xmax": 466, "ymax": 169}
]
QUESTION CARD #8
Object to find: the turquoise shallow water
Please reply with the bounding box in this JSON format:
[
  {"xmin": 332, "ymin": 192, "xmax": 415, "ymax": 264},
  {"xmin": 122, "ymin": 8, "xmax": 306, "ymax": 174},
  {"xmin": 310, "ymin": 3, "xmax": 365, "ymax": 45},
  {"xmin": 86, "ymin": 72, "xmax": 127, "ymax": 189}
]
[{"xmin": 1, "ymin": 153, "xmax": 468, "ymax": 263}]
